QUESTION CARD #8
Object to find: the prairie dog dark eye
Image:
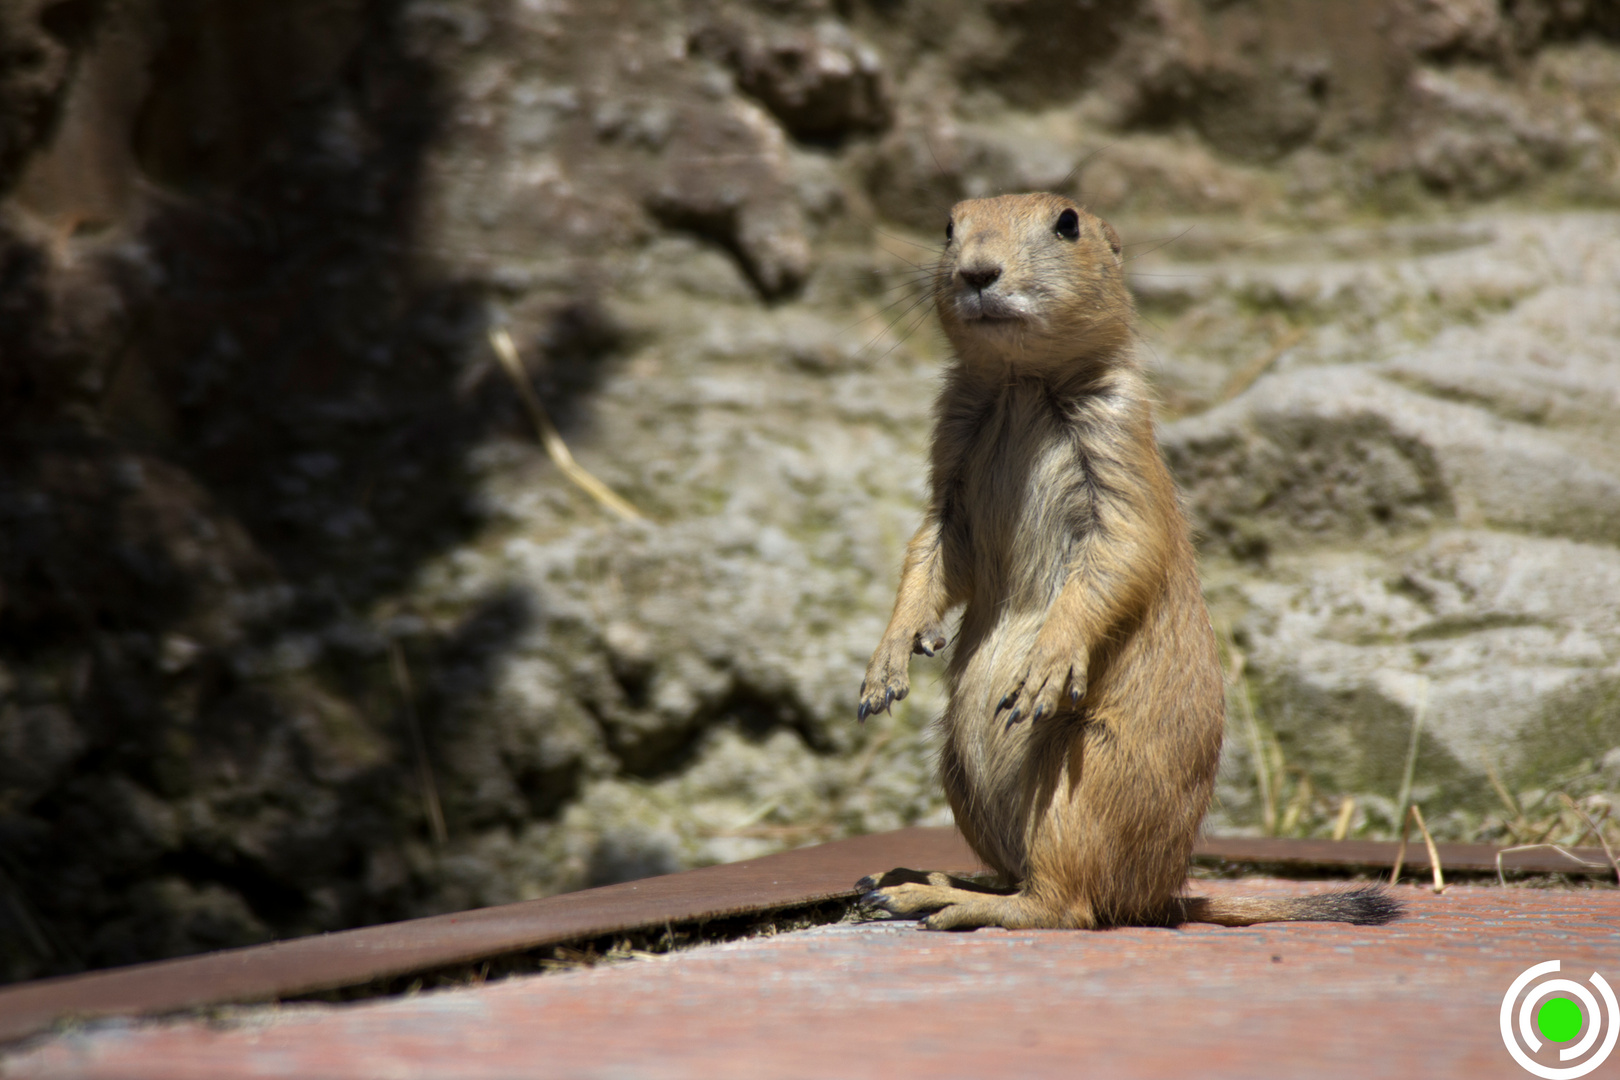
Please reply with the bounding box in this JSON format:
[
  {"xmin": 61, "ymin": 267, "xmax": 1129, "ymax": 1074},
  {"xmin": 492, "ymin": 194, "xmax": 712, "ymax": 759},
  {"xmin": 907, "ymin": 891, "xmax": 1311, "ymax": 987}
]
[
  {"xmin": 1054, "ymin": 208, "xmax": 1080, "ymax": 241},
  {"xmin": 945, "ymin": 219, "xmax": 954, "ymax": 243}
]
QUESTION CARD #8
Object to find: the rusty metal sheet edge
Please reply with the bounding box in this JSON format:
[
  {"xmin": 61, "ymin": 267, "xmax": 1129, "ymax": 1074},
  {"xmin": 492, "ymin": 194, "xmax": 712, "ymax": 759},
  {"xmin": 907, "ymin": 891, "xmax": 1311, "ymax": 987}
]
[
  {"xmin": 1193, "ymin": 836, "xmax": 1615, "ymax": 874},
  {"xmin": 0, "ymin": 826, "xmax": 980, "ymax": 1045},
  {"xmin": 2, "ymin": 829, "xmax": 1611, "ymax": 1046}
]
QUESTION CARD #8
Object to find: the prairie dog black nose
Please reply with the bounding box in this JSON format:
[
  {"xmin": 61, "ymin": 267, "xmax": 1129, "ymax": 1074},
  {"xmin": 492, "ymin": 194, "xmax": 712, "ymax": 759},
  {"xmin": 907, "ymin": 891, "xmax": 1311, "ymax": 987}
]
[{"xmin": 959, "ymin": 264, "xmax": 1002, "ymax": 290}]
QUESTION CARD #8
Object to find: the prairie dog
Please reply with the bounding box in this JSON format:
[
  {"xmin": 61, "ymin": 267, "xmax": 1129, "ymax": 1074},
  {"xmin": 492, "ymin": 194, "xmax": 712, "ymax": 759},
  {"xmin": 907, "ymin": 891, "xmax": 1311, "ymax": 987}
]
[{"xmin": 855, "ymin": 193, "xmax": 1399, "ymax": 930}]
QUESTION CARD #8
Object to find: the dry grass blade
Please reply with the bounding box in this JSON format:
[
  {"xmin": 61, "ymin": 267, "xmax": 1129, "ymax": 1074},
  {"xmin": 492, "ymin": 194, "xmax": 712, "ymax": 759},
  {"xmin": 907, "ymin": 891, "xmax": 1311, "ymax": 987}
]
[
  {"xmin": 1557, "ymin": 793, "xmax": 1620, "ymax": 885},
  {"xmin": 1388, "ymin": 679, "xmax": 1430, "ymax": 887},
  {"xmin": 0, "ymin": 861, "xmax": 55, "ymax": 961},
  {"xmin": 539, "ymin": 945, "xmax": 604, "ymax": 972},
  {"xmin": 1529, "ymin": 814, "xmax": 1566, "ymax": 846},
  {"xmin": 1393, "ymin": 677, "xmax": 1428, "ymax": 836},
  {"xmin": 1390, "ymin": 803, "xmax": 1414, "ymax": 886},
  {"xmin": 1238, "ymin": 668, "xmax": 1276, "ymax": 835},
  {"xmin": 1223, "ymin": 635, "xmax": 1276, "ymax": 835},
  {"xmin": 1494, "ymin": 843, "xmax": 1610, "ymax": 887},
  {"xmin": 1331, "ymin": 796, "xmax": 1356, "ymax": 842},
  {"xmin": 489, "ymin": 326, "xmax": 643, "ymax": 523},
  {"xmin": 1410, "ymin": 804, "xmax": 1445, "ymax": 894},
  {"xmin": 1485, "ymin": 760, "xmax": 1529, "ymax": 841},
  {"xmin": 1218, "ymin": 327, "xmax": 1306, "ymax": 402},
  {"xmin": 1279, "ymin": 769, "xmax": 1311, "ymax": 836},
  {"xmin": 852, "ymin": 729, "xmax": 896, "ymax": 787},
  {"xmin": 390, "ymin": 641, "xmax": 448, "ymax": 847}
]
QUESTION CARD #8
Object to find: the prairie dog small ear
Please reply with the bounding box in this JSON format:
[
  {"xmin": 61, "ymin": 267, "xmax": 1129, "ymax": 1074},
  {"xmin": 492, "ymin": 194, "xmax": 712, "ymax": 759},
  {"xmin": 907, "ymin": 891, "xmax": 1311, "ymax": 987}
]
[{"xmin": 1101, "ymin": 220, "xmax": 1123, "ymax": 261}]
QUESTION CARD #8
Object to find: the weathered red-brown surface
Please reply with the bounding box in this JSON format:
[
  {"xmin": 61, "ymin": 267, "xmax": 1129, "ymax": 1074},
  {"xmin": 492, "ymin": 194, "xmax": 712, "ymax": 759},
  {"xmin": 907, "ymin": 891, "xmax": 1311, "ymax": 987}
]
[
  {"xmin": 2, "ymin": 828, "xmax": 1613, "ymax": 1054},
  {"xmin": 5, "ymin": 878, "xmax": 1619, "ymax": 1080},
  {"xmin": 0, "ymin": 827, "xmax": 981, "ymax": 1045}
]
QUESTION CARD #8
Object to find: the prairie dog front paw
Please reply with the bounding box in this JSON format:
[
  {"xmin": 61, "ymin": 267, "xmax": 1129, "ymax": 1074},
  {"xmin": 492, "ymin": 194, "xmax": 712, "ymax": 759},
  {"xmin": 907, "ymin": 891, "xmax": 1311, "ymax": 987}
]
[
  {"xmin": 858, "ymin": 637, "xmax": 914, "ymax": 721},
  {"xmin": 997, "ymin": 641, "xmax": 1087, "ymax": 728}
]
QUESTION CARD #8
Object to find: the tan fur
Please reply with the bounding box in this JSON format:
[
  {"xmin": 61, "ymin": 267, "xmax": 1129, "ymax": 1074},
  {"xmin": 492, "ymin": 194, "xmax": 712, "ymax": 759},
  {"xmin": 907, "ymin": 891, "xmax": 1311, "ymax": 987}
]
[{"xmin": 856, "ymin": 194, "xmax": 1400, "ymax": 931}]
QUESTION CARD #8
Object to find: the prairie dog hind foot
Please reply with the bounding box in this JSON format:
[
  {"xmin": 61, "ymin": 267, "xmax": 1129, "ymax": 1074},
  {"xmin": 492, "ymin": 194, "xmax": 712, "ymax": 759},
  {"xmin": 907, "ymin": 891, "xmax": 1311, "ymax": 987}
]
[
  {"xmin": 856, "ymin": 868, "xmax": 1036, "ymax": 931},
  {"xmin": 857, "ymin": 870, "xmax": 1070, "ymax": 931}
]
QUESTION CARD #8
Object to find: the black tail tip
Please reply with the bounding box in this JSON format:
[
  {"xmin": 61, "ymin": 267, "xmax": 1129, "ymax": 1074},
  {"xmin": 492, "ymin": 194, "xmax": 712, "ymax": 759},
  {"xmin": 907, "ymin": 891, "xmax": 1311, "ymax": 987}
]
[{"xmin": 1335, "ymin": 884, "xmax": 1405, "ymax": 926}]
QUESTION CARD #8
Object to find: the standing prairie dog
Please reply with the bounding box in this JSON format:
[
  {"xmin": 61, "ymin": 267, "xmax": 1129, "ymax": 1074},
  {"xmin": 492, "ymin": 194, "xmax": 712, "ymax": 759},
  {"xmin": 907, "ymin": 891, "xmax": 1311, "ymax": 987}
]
[{"xmin": 856, "ymin": 193, "xmax": 1400, "ymax": 930}]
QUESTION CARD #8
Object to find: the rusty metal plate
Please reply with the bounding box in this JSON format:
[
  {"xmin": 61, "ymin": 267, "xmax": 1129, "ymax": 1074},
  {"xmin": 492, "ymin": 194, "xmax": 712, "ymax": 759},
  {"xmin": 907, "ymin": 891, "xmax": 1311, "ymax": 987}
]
[
  {"xmin": 0, "ymin": 827, "xmax": 980, "ymax": 1045},
  {"xmin": 1195, "ymin": 836, "xmax": 1616, "ymax": 876},
  {"xmin": 1, "ymin": 828, "xmax": 1610, "ymax": 1050},
  {"xmin": 7, "ymin": 879, "xmax": 1619, "ymax": 1079}
]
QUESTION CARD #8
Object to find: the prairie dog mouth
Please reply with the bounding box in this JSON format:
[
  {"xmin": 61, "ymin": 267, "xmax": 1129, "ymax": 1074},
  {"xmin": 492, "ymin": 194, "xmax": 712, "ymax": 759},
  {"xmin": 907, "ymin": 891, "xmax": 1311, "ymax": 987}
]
[{"xmin": 953, "ymin": 289, "xmax": 1030, "ymax": 323}]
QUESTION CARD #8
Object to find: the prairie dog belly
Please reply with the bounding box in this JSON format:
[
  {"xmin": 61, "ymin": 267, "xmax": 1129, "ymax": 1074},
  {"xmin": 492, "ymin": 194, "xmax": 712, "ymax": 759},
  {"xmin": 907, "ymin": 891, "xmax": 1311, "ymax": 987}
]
[
  {"xmin": 944, "ymin": 382, "xmax": 1084, "ymax": 619},
  {"xmin": 942, "ymin": 603, "xmax": 1045, "ymax": 876},
  {"xmin": 940, "ymin": 387, "xmax": 1091, "ymax": 872}
]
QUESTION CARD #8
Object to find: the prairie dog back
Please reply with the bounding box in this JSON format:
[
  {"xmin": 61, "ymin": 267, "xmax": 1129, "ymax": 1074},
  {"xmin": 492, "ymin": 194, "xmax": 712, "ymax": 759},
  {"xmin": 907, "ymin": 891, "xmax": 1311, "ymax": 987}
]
[{"xmin": 855, "ymin": 194, "xmax": 1400, "ymax": 931}]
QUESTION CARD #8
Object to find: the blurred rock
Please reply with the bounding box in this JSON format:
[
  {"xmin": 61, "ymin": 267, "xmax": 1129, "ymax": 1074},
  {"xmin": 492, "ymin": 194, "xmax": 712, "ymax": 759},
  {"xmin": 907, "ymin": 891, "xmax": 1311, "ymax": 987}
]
[
  {"xmin": 1163, "ymin": 215, "xmax": 1620, "ymax": 557},
  {"xmin": 645, "ymin": 97, "xmax": 814, "ymax": 298},
  {"xmin": 1078, "ymin": 135, "xmax": 1274, "ymax": 216},
  {"xmin": 1395, "ymin": 66, "xmax": 1603, "ymax": 197},
  {"xmin": 700, "ymin": 13, "xmax": 893, "ymax": 142},
  {"xmin": 0, "ymin": 703, "xmax": 84, "ymax": 805},
  {"xmin": 1166, "ymin": 365, "xmax": 1620, "ymax": 556},
  {"xmin": 863, "ymin": 109, "xmax": 969, "ymax": 230},
  {"xmin": 1397, "ymin": 0, "xmax": 1506, "ymax": 60},
  {"xmin": 1230, "ymin": 531, "xmax": 1620, "ymax": 821},
  {"xmin": 1152, "ymin": 210, "xmax": 1620, "ymax": 831},
  {"xmin": 953, "ymin": 0, "xmax": 1140, "ymax": 109},
  {"xmin": 0, "ymin": 0, "xmax": 100, "ymax": 193}
]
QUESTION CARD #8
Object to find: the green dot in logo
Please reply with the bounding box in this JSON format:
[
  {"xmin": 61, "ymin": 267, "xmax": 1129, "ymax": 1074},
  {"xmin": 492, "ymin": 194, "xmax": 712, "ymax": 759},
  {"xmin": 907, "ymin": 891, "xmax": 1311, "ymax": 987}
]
[{"xmin": 1538, "ymin": 996, "xmax": 1584, "ymax": 1043}]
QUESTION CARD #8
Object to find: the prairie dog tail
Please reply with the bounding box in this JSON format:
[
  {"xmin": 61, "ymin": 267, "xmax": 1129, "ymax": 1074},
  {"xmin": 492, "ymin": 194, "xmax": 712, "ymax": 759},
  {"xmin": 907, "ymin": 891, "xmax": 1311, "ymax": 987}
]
[{"xmin": 1176, "ymin": 886, "xmax": 1403, "ymax": 927}]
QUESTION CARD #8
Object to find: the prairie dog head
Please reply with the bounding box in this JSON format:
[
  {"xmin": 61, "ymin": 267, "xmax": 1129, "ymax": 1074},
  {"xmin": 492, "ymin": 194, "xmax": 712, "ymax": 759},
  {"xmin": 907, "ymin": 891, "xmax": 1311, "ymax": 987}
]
[{"xmin": 934, "ymin": 193, "xmax": 1133, "ymax": 370}]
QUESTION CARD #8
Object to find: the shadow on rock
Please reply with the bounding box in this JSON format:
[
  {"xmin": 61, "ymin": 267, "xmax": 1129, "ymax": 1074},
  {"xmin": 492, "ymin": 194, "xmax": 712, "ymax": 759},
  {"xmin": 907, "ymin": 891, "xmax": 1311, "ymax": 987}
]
[{"xmin": 0, "ymin": 0, "xmax": 586, "ymax": 983}]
